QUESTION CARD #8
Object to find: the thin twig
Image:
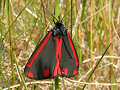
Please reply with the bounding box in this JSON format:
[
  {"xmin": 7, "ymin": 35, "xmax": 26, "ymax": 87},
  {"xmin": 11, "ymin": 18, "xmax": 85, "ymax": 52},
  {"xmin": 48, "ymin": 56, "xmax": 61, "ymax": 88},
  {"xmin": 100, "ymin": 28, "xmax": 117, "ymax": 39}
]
[
  {"xmin": 81, "ymin": 43, "xmax": 111, "ymax": 90},
  {"xmin": 3, "ymin": 81, "xmax": 52, "ymax": 90},
  {"xmin": 3, "ymin": 79, "xmax": 120, "ymax": 90},
  {"xmin": 83, "ymin": 55, "xmax": 120, "ymax": 64},
  {"xmin": 25, "ymin": 8, "xmax": 38, "ymax": 18},
  {"xmin": 65, "ymin": 79, "xmax": 120, "ymax": 87}
]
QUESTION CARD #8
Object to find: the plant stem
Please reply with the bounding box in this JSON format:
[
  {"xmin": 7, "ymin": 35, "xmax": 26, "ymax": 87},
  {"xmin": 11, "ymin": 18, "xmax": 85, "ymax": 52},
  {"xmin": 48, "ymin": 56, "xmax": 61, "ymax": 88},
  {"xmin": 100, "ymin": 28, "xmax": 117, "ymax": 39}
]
[{"xmin": 55, "ymin": 77, "xmax": 60, "ymax": 90}]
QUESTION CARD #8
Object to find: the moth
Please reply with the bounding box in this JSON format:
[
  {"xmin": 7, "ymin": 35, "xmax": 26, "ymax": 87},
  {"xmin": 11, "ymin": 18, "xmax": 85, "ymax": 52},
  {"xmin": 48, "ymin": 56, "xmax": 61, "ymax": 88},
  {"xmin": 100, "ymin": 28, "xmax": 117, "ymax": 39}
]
[{"xmin": 24, "ymin": 20, "xmax": 79, "ymax": 80}]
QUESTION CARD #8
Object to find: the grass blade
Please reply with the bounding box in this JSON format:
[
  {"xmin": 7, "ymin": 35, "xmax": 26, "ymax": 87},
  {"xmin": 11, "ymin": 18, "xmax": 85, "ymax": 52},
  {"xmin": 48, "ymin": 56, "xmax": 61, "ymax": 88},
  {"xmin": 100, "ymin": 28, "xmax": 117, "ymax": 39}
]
[{"xmin": 82, "ymin": 43, "xmax": 111, "ymax": 90}]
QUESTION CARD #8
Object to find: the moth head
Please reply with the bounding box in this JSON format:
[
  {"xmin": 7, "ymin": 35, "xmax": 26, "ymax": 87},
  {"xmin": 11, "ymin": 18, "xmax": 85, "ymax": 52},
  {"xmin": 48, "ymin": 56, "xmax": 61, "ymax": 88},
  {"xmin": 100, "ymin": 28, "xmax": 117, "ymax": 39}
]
[{"xmin": 52, "ymin": 21, "xmax": 67, "ymax": 37}]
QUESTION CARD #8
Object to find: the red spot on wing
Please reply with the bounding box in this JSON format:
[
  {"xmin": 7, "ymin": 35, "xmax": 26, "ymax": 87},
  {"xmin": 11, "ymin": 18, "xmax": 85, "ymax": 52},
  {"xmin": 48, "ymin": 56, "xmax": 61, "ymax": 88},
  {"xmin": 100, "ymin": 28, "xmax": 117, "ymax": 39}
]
[
  {"xmin": 43, "ymin": 68, "xmax": 50, "ymax": 78},
  {"xmin": 62, "ymin": 68, "xmax": 69, "ymax": 75},
  {"xmin": 73, "ymin": 69, "xmax": 78, "ymax": 75},
  {"xmin": 27, "ymin": 72, "xmax": 34, "ymax": 78}
]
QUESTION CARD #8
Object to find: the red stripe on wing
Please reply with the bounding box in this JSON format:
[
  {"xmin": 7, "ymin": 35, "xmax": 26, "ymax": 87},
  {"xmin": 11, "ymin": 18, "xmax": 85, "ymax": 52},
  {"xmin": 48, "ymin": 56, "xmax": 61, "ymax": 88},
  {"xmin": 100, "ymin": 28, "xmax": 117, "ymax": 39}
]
[
  {"xmin": 67, "ymin": 32, "xmax": 79, "ymax": 67},
  {"xmin": 73, "ymin": 69, "xmax": 78, "ymax": 75},
  {"xmin": 27, "ymin": 31, "xmax": 52, "ymax": 68},
  {"xmin": 53, "ymin": 37, "xmax": 63, "ymax": 77}
]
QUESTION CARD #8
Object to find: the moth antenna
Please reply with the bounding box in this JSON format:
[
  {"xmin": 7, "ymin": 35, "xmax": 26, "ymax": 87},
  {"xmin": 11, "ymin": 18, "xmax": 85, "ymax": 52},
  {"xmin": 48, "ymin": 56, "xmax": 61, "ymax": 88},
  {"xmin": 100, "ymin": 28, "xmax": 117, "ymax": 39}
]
[
  {"xmin": 53, "ymin": 18, "xmax": 56, "ymax": 25},
  {"xmin": 51, "ymin": 14, "xmax": 59, "ymax": 25},
  {"xmin": 58, "ymin": 15, "xmax": 61, "ymax": 22},
  {"xmin": 59, "ymin": 16, "xmax": 63, "ymax": 23}
]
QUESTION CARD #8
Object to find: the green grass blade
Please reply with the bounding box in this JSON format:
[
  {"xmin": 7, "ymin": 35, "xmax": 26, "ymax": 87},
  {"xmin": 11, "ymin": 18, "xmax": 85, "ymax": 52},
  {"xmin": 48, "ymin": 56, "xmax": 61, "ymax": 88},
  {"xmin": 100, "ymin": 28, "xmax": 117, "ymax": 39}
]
[
  {"xmin": 82, "ymin": 43, "xmax": 111, "ymax": 90},
  {"xmin": 55, "ymin": 0, "xmax": 60, "ymax": 19}
]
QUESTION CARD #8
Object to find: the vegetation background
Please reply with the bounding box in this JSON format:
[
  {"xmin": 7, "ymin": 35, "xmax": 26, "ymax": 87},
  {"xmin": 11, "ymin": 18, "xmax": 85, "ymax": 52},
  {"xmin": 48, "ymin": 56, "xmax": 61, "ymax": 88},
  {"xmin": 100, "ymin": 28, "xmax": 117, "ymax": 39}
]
[{"xmin": 0, "ymin": 0, "xmax": 120, "ymax": 90}]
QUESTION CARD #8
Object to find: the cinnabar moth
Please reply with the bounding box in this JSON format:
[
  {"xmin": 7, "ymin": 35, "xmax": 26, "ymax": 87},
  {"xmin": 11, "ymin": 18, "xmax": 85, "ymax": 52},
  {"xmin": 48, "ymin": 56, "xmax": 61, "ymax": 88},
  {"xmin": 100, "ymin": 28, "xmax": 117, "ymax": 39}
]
[{"xmin": 24, "ymin": 21, "xmax": 79, "ymax": 80}]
